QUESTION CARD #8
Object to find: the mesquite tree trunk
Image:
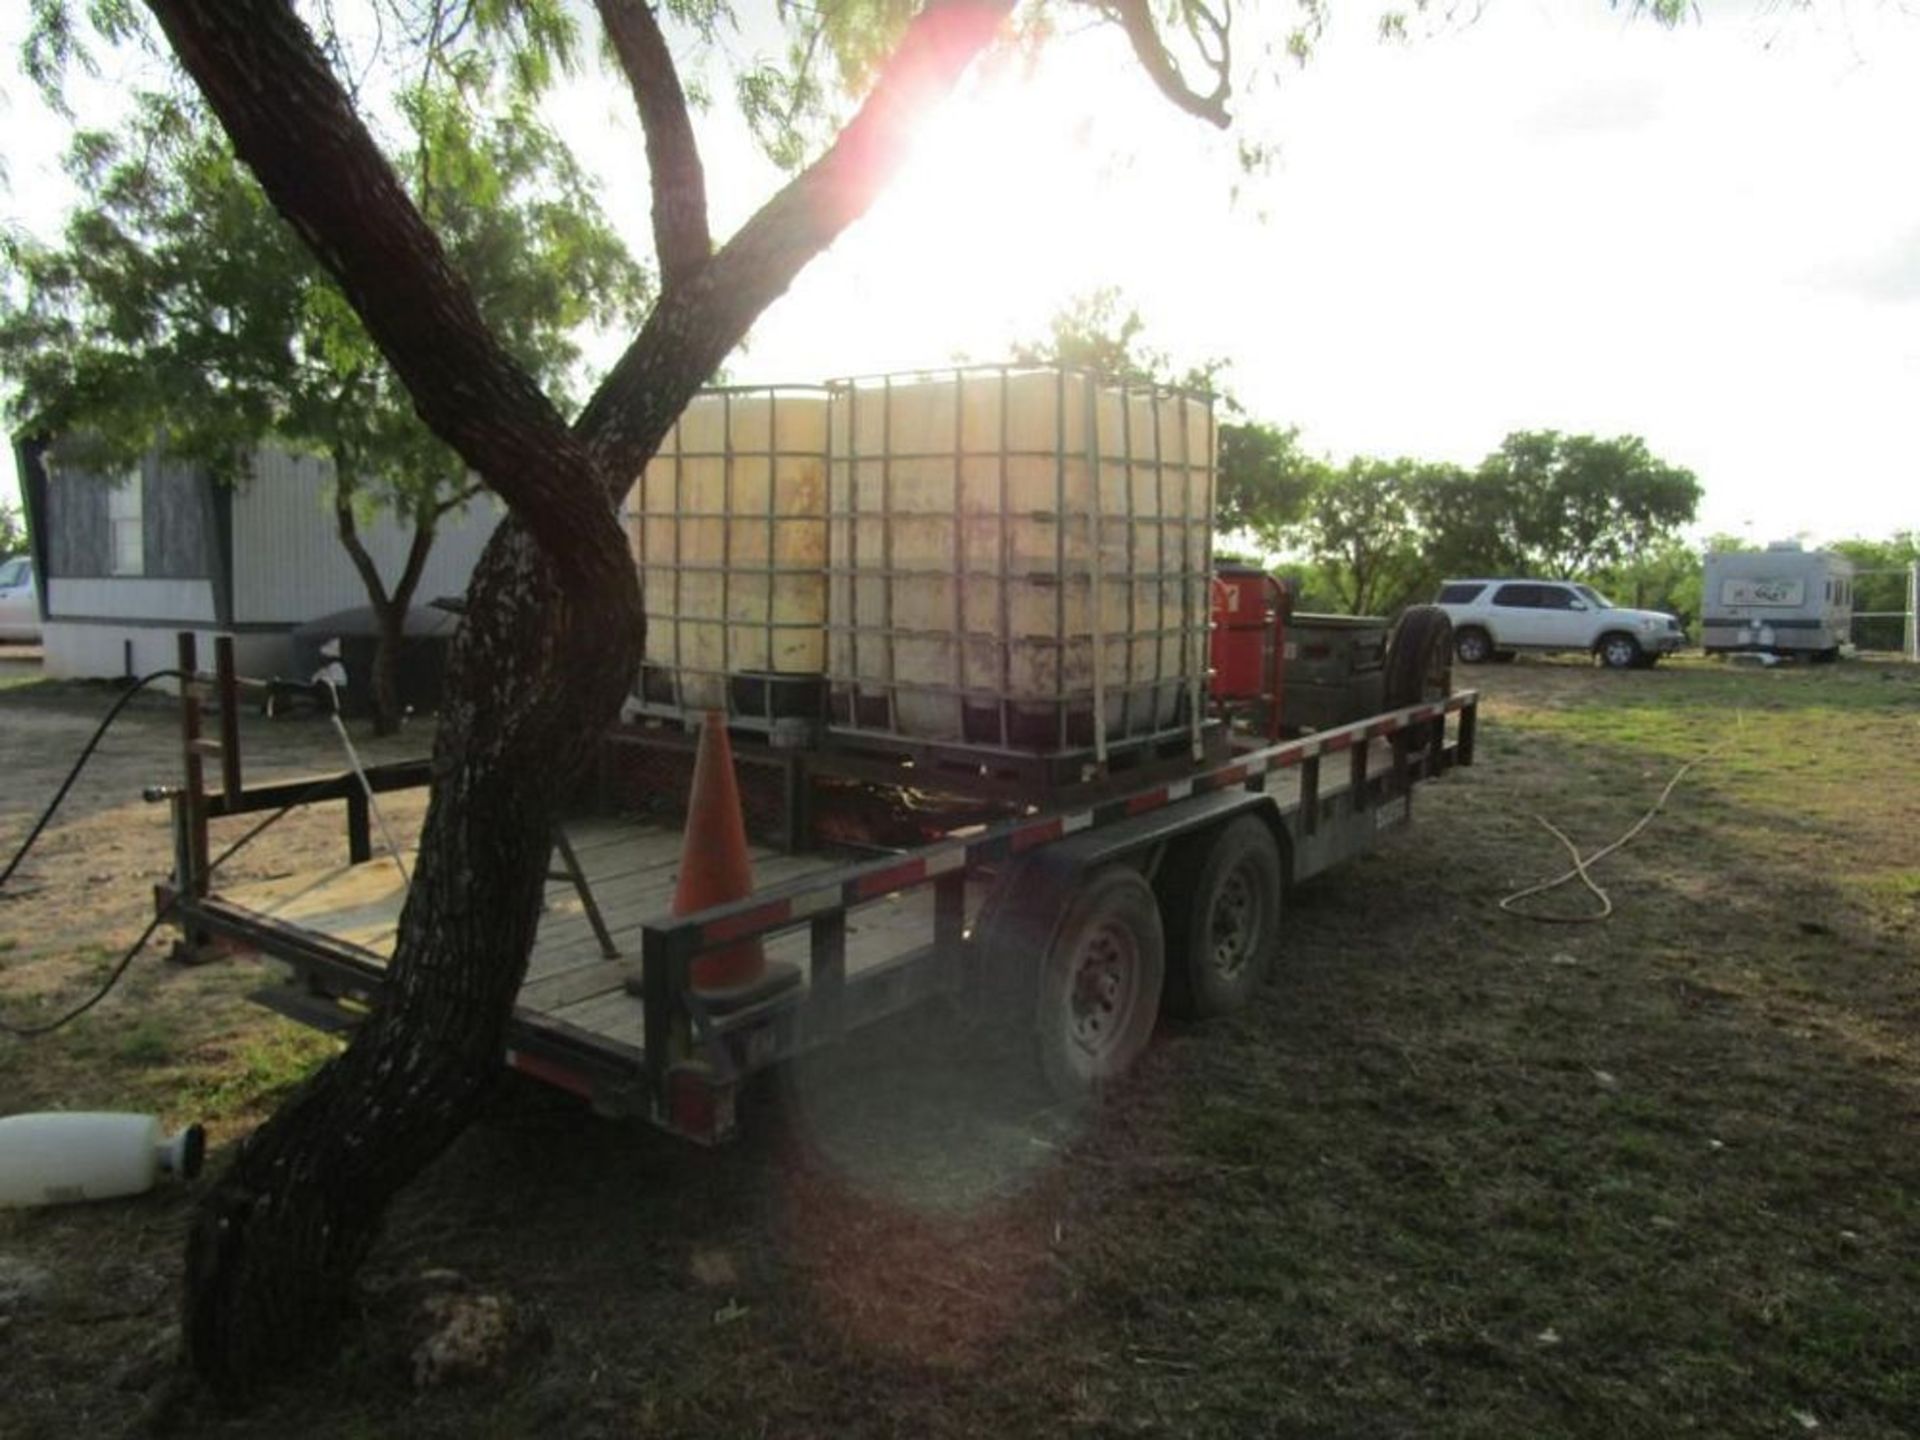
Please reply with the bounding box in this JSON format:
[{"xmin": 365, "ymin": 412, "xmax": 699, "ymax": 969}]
[
  {"xmin": 185, "ymin": 520, "xmax": 642, "ymax": 1387},
  {"xmin": 331, "ymin": 459, "xmax": 438, "ymax": 738},
  {"xmin": 146, "ymin": 0, "xmax": 1019, "ymax": 1396},
  {"xmin": 370, "ymin": 603, "xmax": 406, "ymax": 735}
]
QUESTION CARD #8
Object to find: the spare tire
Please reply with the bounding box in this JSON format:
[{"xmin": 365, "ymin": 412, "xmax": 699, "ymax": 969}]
[{"xmin": 1384, "ymin": 605, "xmax": 1454, "ymax": 710}]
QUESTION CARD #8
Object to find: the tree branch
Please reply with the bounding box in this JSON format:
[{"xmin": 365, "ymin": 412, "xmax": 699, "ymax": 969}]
[
  {"xmin": 433, "ymin": 478, "xmax": 485, "ymax": 518},
  {"xmin": 574, "ymin": 0, "xmax": 1015, "ymax": 484},
  {"xmin": 142, "ymin": 0, "xmax": 624, "ymax": 601},
  {"xmin": 1090, "ymin": 0, "xmax": 1232, "ymax": 129},
  {"xmin": 331, "ymin": 462, "xmax": 392, "ymax": 613},
  {"xmin": 391, "ymin": 505, "xmax": 438, "ymax": 615},
  {"xmin": 594, "ymin": 0, "xmax": 710, "ymax": 289}
]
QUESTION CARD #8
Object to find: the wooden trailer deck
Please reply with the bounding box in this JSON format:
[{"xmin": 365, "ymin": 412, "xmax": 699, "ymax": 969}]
[
  {"xmin": 201, "ymin": 814, "xmax": 967, "ymax": 1055},
  {"xmin": 195, "ymin": 738, "xmax": 1409, "ymax": 1057}
]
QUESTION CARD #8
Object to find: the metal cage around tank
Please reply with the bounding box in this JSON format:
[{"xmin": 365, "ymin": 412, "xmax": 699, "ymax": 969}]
[
  {"xmin": 822, "ymin": 363, "xmax": 1216, "ymax": 767},
  {"xmin": 620, "ymin": 385, "xmax": 833, "ymax": 736}
]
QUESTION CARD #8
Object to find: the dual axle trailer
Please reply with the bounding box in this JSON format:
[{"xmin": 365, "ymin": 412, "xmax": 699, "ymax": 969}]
[{"xmin": 154, "ymin": 620, "xmax": 1478, "ymax": 1145}]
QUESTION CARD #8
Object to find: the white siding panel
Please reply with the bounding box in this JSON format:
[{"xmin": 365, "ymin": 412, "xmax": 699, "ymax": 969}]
[
  {"xmin": 43, "ymin": 622, "xmax": 287, "ymax": 685},
  {"xmin": 46, "ymin": 577, "xmax": 217, "ymax": 623},
  {"xmin": 230, "ymin": 449, "xmax": 501, "ymax": 623}
]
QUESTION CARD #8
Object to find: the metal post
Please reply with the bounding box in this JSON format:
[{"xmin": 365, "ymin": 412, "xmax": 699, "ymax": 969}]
[
  {"xmin": 215, "ymin": 634, "xmax": 242, "ymax": 807},
  {"xmin": 1908, "ymin": 560, "xmax": 1918, "ymax": 662},
  {"xmin": 345, "ymin": 789, "xmax": 372, "ymax": 864},
  {"xmin": 809, "ymin": 911, "xmax": 847, "ymax": 1041},
  {"xmin": 176, "ymin": 631, "xmax": 209, "ymax": 898}
]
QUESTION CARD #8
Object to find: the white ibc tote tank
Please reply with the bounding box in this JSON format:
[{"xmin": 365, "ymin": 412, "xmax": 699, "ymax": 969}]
[
  {"xmin": 826, "ymin": 365, "xmax": 1215, "ymax": 754},
  {"xmin": 623, "ymin": 387, "xmax": 831, "ymax": 728}
]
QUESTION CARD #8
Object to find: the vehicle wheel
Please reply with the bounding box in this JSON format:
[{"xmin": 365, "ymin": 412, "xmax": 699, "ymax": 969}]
[
  {"xmin": 1160, "ymin": 817, "xmax": 1283, "ymax": 1022},
  {"xmin": 1035, "ymin": 866, "xmax": 1165, "ymax": 1101},
  {"xmin": 1454, "ymin": 626, "xmax": 1493, "ymax": 665},
  {"xmin": 1597, "ymin": 632, "xmax": 1642, "ymax": 670},
  {"xmin": 1384, "ymin": 604, "xmax": 1453, "ymax": 709}
]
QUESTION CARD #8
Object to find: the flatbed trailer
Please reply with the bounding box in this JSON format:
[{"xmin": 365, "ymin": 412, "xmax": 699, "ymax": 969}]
[{"xmin": 154, "ymin": 631, "xmax": 1477, "ymax": 1144}]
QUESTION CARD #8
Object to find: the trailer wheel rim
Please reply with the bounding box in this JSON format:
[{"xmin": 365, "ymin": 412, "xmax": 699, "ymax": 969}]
[
  {"xmin": 1209, "ymin": 862, "xmax": 1261, "ymax": 978},
  {"xmin": 1069, "ymin": 921, "xmax": 1140, "ymax": 1055}
]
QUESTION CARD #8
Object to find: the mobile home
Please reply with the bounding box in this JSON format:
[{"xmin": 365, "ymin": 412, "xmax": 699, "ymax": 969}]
[
  {"xmin": 12, "ymin": 438, "xmax": 499, "ymax": 683},
  {"xmin": 1702, "ymin": 542, "xmax": 1852, "ymax": 660}
]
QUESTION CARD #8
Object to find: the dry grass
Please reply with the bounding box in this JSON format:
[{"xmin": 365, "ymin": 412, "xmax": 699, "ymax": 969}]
[{"xmin": 1, "ymin": 655, "xmax": 1916, "ymax": 1437}]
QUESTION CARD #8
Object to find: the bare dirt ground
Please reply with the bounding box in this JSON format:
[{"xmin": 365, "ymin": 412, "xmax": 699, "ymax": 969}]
[{"xmin": 1, "ymin": 652, "xmax": 1916, "ymax": 1438}]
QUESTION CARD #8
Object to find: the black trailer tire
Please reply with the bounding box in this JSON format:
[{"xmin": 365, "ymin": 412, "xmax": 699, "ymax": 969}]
[
  {"xmin": 1597, "ymin": 632, "xmax": 1643, "ymax": 670},
  {"xmin": 1034, "ymin": 866, "xmax": 1165, "ymax": 1101},
  {"xmin": 1454, "ymin": 626, "xmax": 1493, "ymax": 665},
  {"xmin": 1159, "ymin": 816, "xmax": 1283, "ymax": 1022},
  {"xmin": 1384, "ymin": 605, "xmax": 1454, "ymax": 708}
]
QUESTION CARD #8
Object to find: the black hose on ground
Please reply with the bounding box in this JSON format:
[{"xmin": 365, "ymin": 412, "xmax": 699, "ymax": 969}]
[
  {"xmin": 1, "ymin": 668, "xmax": 184, "ymax": 889},
  {"xmin": 0, "ymin": 670, "xmax": 336, "ymax": 1038}
]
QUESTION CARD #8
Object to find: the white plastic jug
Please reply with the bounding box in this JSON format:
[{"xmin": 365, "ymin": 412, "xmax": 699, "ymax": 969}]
[{"xmin": 0, "ymin": 1112, "xmax": 206, "ymax": 1208}]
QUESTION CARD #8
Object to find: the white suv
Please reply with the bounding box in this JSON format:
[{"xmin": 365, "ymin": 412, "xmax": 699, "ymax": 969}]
[{"xmin": 1434, "ymin": 579, "xmax": 1685, "ymax": 669}]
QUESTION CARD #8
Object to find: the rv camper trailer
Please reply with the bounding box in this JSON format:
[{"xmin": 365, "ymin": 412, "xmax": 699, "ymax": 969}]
[{"xmin": 1702, "ymin": 542, "xmax": 1852, "ymax": 661}]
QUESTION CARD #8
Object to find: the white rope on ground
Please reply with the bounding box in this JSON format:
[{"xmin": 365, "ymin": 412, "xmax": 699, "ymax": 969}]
[
  {"xmin": 1499, "ymin": 748, "xmax": 1717, "ymax": 925},
  {"xmin": 321, "ymin": 678, "xmax": 411, "ymax": 890}
]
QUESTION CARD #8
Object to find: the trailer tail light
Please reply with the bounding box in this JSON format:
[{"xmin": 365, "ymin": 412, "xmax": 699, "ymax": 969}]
[
  {"xmin": 505, "ymin": 1048, "xmax": 593, "ymax": 1101},
  {"xmin": 662, "ymin": 1063, "xmax": 738, "ymax": 1147}
]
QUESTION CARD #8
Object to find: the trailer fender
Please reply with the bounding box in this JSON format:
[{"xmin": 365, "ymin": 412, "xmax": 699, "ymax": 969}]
[{"xmin": 967, "ymin": 788, "xmax": 1279, "ymax": 1018}]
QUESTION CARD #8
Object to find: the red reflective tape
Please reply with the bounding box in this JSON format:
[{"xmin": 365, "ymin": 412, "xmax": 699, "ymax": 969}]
[
  {"xmin": 1322, "ymin": 731, "xmax": 1355, "ymax": 752},
  {"xmin": 1012, "ymin": 818, "xmax": 1064, "ymax": 853},
  {"xmin": 1204, "ymin": 765, "xmax": 1248, "ymax": 790},
  {"xmin": 1370, "ymin": 719, "xmax": 1398, "ymax": 738},
  {"xmin": 854, "ymin": 858, "xmax": 927, "ymax": 900},
  {"xmin": 1125, "ymin": 788, "xmax": 1169, "ymax": 816},
  {"xmin": 506, "ymin": 1049, "xmax": 592, "ymax": 1100},
  {"xmin": 703, "ymin": 898, "xmax": 792, "ymax": 946}
]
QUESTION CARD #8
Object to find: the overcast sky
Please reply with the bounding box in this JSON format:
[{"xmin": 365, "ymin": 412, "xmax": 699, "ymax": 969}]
[{"xmin": 5, "ymin": 2, "xmax": 1917, "ymax": 548}]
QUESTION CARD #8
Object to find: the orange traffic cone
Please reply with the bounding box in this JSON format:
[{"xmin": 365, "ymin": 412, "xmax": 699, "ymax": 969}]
[
  {"xmin": 669, "ymin": 712, "xmax": 804, "ymax": 1014},
  {"xmin": 675, "ymin": 711, "xmax": 764, "ymax": 994}
]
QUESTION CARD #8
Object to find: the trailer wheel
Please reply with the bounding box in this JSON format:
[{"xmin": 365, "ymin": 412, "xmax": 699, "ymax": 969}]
[
  {"xmin": 1384, "ymin": 605, "xmax": 1453, "ymax": 708},
  {"xmin": 1035, "ymin": 866, "xmax": 1165, "ymax": 1101},
  {"xmin": 1160, "ymin": 816, "xmax": 1283, "ymax": 1021}
]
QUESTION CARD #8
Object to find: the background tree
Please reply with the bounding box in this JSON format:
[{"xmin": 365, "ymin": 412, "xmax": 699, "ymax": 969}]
[
  {"xmin": 1011, "ymin": 284, "xmax": 1170, "ymax": 381},
  {"xmin": 1831, "ymin": 531, "xmax": 1920, "ymax": 651},
  {"xmin": 0, "ymin": 84, "xmax": 648, "ymax": 733},
  {"xmin": 1592, "ymin": 533, "xmax": 1706, "ymax": 627},
  {"xmin": 1299, "ymin": 456, "xmax": 1434, "ymax": 615},
  {"xmin": 1473, "ymin": 430, "xmax": 1701, "ymax": 576},
  {"xmin": 1407, "ymin": 461, "xmax": 1529, "ymax": 582},
  {"xmin": 0, "ymin": 498, "xmax": 24, "ymax": 556},
  {"xmin": 19, "ymin": 0, "xmax": 1254, "ymax": 1397},
  {"xmin": 1014, "ymin": 287, "xmax": 1320, "ymax": 557},
  {"xmin": 1215, "ymin": 419, "xmax": 1325, "ymax": 559}
]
